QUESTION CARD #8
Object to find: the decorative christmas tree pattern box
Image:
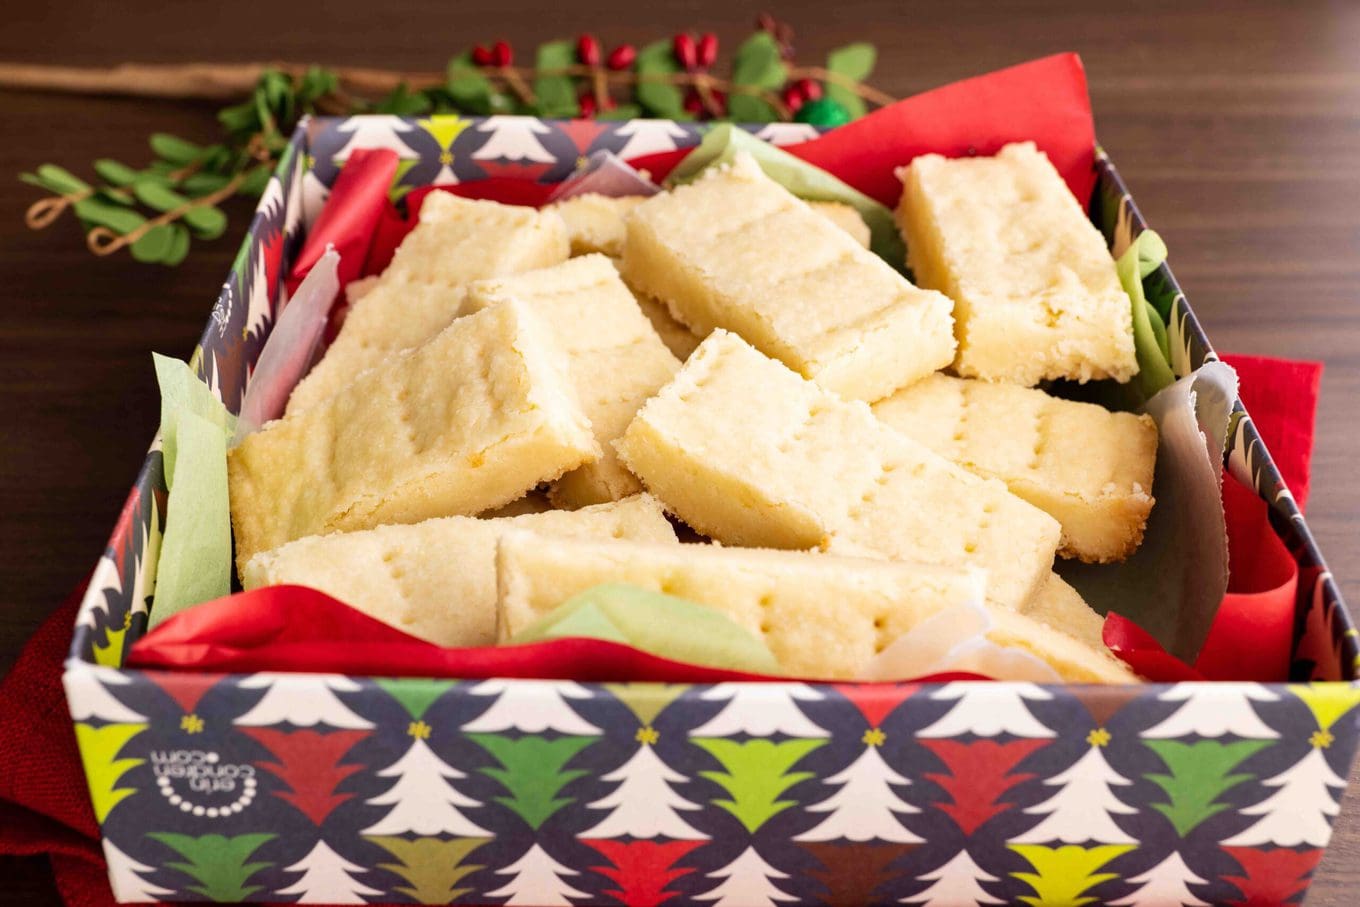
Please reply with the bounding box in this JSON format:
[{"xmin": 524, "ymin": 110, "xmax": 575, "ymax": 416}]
[{"xmin": 64, "ymin": 115, "xmax": 1360, "ymax": 905}]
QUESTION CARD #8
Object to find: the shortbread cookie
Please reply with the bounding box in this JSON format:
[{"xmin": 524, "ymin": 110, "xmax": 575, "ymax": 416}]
[
  {"xmin": 616, "ymin": 331, "xmax": 1063, "ymax": 611},
  {"xmin": 873, "ymin": 373, "xmax": 1157, "ymax": 562},
  {"xmin": 1023, "ymin": 573, "xmax": 1107, "ymax": 651},
  {"xmin": 808, "ymin": 201, "xmax": 871, "ymax": 248},
  {"xmin": 496, "ymin": 532, "xmax": 1136, "ymax": 683},
  {"xmin": 344, "ymin": 275, "xmax": 381, "ymax": 303},
  {"xmin": 229, "ymin": 301, "xmax": 600, "ymax": 571},
  {"xmin": 622, "ymin": 153, "xmax": 956, "ymax": 401},
  {"xmin": 896, "ymin": 141, "xmax": 1138, "ymax": 386},
  {"xmin": 243, "ymin": 495, "xmax": 676, "ymax": 647},
  {"xmin": 286, "ymin": 193, "xmax": 569, "ymax": 414},
  {"xmin": 479, "ymin": 491, "xmax": 555, "ymax": 519},
  {"xmin": 465, "ymin": 255, "xmax": 681, "ymax": 507},
  {"xmin": 550, "ymin": 193, "xmax": 645, "ymax": 257},
  {"xmin": 636, "ymin": 292, "xmax": 702, "ymax": 360}
]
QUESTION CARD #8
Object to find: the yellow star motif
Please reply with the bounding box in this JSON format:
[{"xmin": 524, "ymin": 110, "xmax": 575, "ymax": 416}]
[
  {"xmin": 576, "ymin": 155, "xmax": 588, "ymax": 171},
  {"xmin": 862, "ymin": 728, "xmax": 886, "ymax": 747},
  {"xmin": 635, "ymin": 726, "xmax": 660, "ymax": 745},
  {"xmin": 439, "ymin": 150, "xmax": 454, "ymax": 166},
  {"xmin": 1311, "ymin": 728, "xmax": 1335, "ymax": 749},
  {"xmin": 407, "ymin": 720, "xmax": 432, "ymax": 740},
  {"xmin": 122, "ymin": 610, "xmax": 133, "ymax": 629},
  {"xmin": 180, "ymin": 714, "xmax": 204, "ymax": 734},
  {"xmin": 1087, "ymin": 727, "xmax": 1112, "ymax": 747}
]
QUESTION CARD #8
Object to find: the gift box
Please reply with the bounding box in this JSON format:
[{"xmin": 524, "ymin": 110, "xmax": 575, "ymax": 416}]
[{"xmin": 63, "ymin": 56, "xmax": 1360, "ymax": 906}]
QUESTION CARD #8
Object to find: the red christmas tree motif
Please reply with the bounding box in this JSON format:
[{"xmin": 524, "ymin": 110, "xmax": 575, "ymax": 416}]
[
  {"xmin": 832, "ymin": 683, "xmax": 917, "ymax": 728},
  {"xmin": 556, "ymin": 120, "xmax": 610, "ymax": 156},
  {"xmin": 803, "ymin": 841, "xmax": 908, "ymax": 907},
  {"xmin": 474, "ymin": 159, "xmax": 556, "ymax": 183},
  {"xmin": 586, "ymin": 839, "xmax": 703, "ymax": 907},
  {"xmin": 922, "ymin": 738, "xmax": 1049, "ymax": 835},
  {"xmin": 1221, "ymin": 846, "xmax": 1323, "ymax": 907},
  {"xmin": 243, "ymin": 727, "xmax": 369, "ymax": 825},
  {"xmin": 153, "ymin": 672, "xmax": 227, "ymax": 715}
]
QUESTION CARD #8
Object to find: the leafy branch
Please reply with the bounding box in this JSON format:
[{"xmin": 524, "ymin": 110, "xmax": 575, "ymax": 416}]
[{"xmin": 10, "ymin": 16, "xmax": 887, "ymax": 266}]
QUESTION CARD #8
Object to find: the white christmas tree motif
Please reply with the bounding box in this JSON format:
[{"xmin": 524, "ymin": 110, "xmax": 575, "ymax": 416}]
[
  {"xmin": 277, "ymin": 840, "xmax": 381, "ymax": 903},
  {"xmin": 917, "ymin": 683, "xmax": 1055, "ymax": 738},
  {"xmin": 583, "ymin": 742, "xmax": 704, "ymax": 839},
  {"xmin": 796, "ymin": 739, "xmax": 923, "ymax": 843},
  {"xmin": 1143, "ymin": 683, "xmax": 1280, "ymax": 739},
  {"xmin": 905, "ymin": 849, "xmax": 1001, "ymax": 906},
  {"xmin": 1109, "ymin": 851, "xmax": 1208, "ymax": 907},
  {"xmin": 472, "ymin": 117, "xmax": 556, "ymax": 163},
  {"xmin": 612, "ymin": 120, "xmax": 691, "ymax": 160},
  {"xmin": 1221, "ymin": 743, "xmax": 1346, "ymax": 847},
  {"xmin": 332, "ymin": 115, "xmax": 417, "ymax": 161},
  {"xmin": 363, "ymin": 736, "xmax": 489, "ymax": 836},
  {"xmin": 242, "ymin": 226, "xmax": 277, "ymax": 342},
  {"xmin": 236, "ymin": 673, "xmax": 374, "ymax": 729},
  {"xmin": 1012, "ymin": 736, "xmax": 1137, "ymax": 845},
  {"xmin": 462, "ymin": 679, "xmax": 601, "ymax": 735},
  {"xmin": 66, "ymin": 667, "xmax": 144, "ymax": 724},
  {"xmin": 102, "ymin": 839, "xmax": 172, "ymax": 902},
  {"xmin": 697, "ymin": 845, "xmax": 796, "ymax": 907},
  {"xmin": 690, "ymin": 683, "xmax": 828, "ymax": 738},
  {"xmin": 486, "ymin": 843, "xmax": 590, "ymax": 905},
  {"xmin": 300, "ymin": 171, "xmax": 331, "ymax": 232},
  {"xmin": 753, "ymin": 123, "xmax": 822, "ymax": 146},
  {"xmin": 80, "ymin": 503, "xmax": 161, "ymax": 628}
]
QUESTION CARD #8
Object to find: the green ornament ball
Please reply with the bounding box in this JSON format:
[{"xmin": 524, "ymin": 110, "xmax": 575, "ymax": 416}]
[{"xmin": 794, "ymin": 97, "xmax": 851, "ymax": 126}]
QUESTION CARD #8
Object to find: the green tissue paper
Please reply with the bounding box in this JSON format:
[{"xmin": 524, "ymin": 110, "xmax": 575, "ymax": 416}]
[
  {"xmin": 511, "ymin": 583, "xmax": 782, "ymax": 675},
  {"xmin": 148, "ymin": 354, "xmax": 236, "ymax": 628},
  {"xmin": 667, "ymin": 124, "xmax": 907, "ymax": 269}
]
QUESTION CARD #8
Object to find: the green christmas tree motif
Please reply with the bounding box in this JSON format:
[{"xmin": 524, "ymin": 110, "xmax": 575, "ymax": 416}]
[
  {"xmin": 375, "ymin": 677, "xmax": 456, "ymax": 720},
  {"xmin": 1144, "ymin": 739, "xmax": 1269, "ymax": 837},
  {"xmin": 148, "ymin": 832, "xmax": 276, "ymax": 902},
  {"xmin": 695, "ymin": 737, "xmax": 826, "ymax": 833},
  {"xmin": 1009, "ymin": 843, "xmax": 1133, "ymax": 907},
  {"xmin": 74, "ymin": 721, "xmax": 147, "ymax": 823},
  {"xmin": 368, "ymin": 836, "xmax": 488, "ymax": 903},
  {"xmin": 470, "ymin": 733, "xmax": 595, "ymax": 830}
]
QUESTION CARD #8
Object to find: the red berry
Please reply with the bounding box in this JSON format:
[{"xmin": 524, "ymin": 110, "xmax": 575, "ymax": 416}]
[
  {"xmin": 492, "ymin": 40, "xmax": 513, "ymax": 67},
  {"xmin": 697, "ymin": 33, "xmax": 718, "ymax": 68},
  {"xmin": 471, "ymin": 45, "xmax": 494, "ymax": 66},
  {"xmin": 709, "ymin": 89, "xmax": 727, "ymax": 117},
  {"xmin": 683, "ymin": 89, "xmax": 703, "ymax": 115},
  {"xmin": 607, "ymin": 44, "xmax": 636, "ymax": 70},
  {"xmin": 797, "ymin": 78, "xmax": 822, "ymax": 101},
  {"xmin": 577, "ymin": 34, "xmax": 601, "ymax": 66},
  {"xmin": 673, "ymin": 33, "xmax": 698, "ymax": 71},
  {"xmin": 756, "ymin": 12, "xmax": 777, "ymax": 32},
  {"xmin": 782, "ymin": 84, "xmax": 806, "ymax": 112},
  {"xmin": 578, "ymin": 93, "xmax": 597, "ymax": 116}
]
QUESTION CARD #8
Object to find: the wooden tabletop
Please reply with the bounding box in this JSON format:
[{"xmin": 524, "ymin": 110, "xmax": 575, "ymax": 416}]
[{"xmin": 2, "ymin": 0, "xmax": 1357, "ymax": 902}]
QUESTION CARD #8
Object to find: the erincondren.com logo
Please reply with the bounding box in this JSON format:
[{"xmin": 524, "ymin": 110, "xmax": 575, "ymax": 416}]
[{"xmin": 150, "ymin": 749, "xmax": 257, "ymax": 818}]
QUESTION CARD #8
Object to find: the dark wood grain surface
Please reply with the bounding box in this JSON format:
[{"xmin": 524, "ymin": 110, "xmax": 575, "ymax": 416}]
[{"xmin": 2, "ymin": 0, "xmax": 1357, "ymax": 903}]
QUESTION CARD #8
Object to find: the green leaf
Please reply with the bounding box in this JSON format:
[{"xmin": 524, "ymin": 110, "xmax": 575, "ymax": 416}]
[
  {"xmin": 180, "ymin": 172, "xmax": 231, "ymax": 196},
  {"xmin": 729, "ymin": 32, "xmax": 786, "ymax": 122},
  {"xmin": 635, "ymin": 40, "xmax": 689, "ymax": 120},
  {"xmin": 596, "ymin": 102, "xmax": 643, "ymax": 120},
  {"xmin": 375, "ymin": 82, "xmax": 432, "ymax": 116},
  {"xmin": 73, "ymin": 197, "xmax": 146, "ymax": 234},
  {"xmin": 131, "ymin": 224, "xmax": 177, "ymax": 263},
  {"xmin": 36, "ymin": 164, "xmax": 91, "ymax": 196},
  {"xmin": 182, "ymin": 204, "xmax": 227, "ymax": 240},
  {"xmin": 297, "ymin": 65, "xmax": 338, "ymax": 107},
  {"xmin": 217, "ymin": 100, "xmax": 258, "ymax": 135},
  {"xmin": 237, "ymin": 167, "xmax": 271, "ymax": 197},
  {"xmin": 825, "ymin": 43, "xmax": 875, "ymax": 118},
  {"xmin": 446, "ymin": 51, "xmax": 493, "ymax": 113},
  {"xmin": 1117, "ymin": 229, "xmax": 1177, "ymax": 399},
  {"xmin": 534, "ymin": 40, "xmax": 581, "ymax": 118},
  {"xmin": 134, "ymin": 180, "xmax": 189, "ymax": 213},
  {"xmin": 149, "ymin": 133, "xmax": 202, "ymax": 165},
  {"xmin": 94, "ymin": 159, "xmax": 140, "ymax": 187},
  {"xmin": 96, "ymin": 187, "xmax": 136, "ymax": 207},
  {"xmin": 161, "ymin": 224, "xmax": 191, "ymax": 266}
]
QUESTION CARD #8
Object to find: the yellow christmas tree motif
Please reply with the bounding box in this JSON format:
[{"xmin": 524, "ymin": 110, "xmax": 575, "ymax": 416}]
[
  {"xmin": 1086, "ymin": 727, "xmax": 1112, "ymax": 747},
  {"xmin": 635, "ymin": 725, "xmax": 660, "ymax": 746},
  {"xmin": 75, "ymin": 722, "xmax": 147, "ymax": 823},
  {"xmin": 93, "ymin": 623, "xmax": 128, "ymax": 668},
  {"xmin": 1009, "ymin": 843, "xmax": 1134, "ymax": 907},
  {"xmin": 407, "ymin": 720, "xmax": 432, "ymax": 740},
  {"xmin": 368, "ymin": 836, "xmax": 488, "ymax": 904},
  {"xmin": 417, "ymin": 116, "xmax": 473, "ymax": 155},
  {"xmin": 180, "ymin": 714, "xmax": 204, "ymax": 734},
  {"xmin": 1289, "ymin": 683, "xmax": 1360, "ymax": 734},
  {"xmin": 862, "ymin": 728, "xmax": 886, "ymax": 747}
]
